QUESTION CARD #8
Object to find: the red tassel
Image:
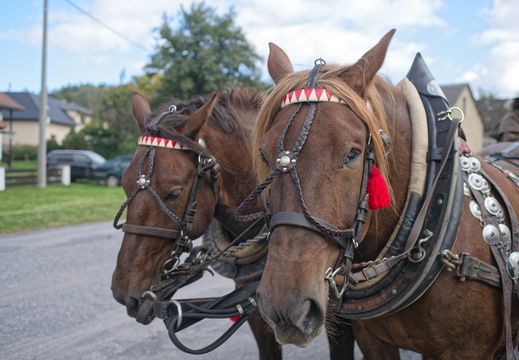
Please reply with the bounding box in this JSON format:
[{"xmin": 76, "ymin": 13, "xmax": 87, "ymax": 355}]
[
  {"xmin": 230, "ymin": 316, "xmax": 241, "ymax": 322},
  {"xmin": 367, "ymin": 166, "xmax": 390, "ymax": 210}
]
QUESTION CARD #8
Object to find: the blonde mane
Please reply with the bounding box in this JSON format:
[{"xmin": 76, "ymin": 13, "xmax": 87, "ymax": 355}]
[{"xmin": 252, "ymin": 64, "xmax": 395, "ymax": 196}]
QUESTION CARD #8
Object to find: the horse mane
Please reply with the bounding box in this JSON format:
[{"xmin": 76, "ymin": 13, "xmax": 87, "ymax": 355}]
[
  {"xmin": 152, "ymin": 88, "xmax": 263, "ymax": 175},
  {"xmin": 252, "ymin": 65, "xmax": 396, "ymax": 195}
]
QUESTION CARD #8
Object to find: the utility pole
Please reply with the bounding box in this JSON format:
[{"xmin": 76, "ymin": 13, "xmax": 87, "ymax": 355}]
[{"xmin": 37, "ymin": 0, "xmax": 48, "ymax": 188}]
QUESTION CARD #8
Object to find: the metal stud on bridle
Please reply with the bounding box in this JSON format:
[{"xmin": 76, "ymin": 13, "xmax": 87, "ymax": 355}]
[
  {"xmin": 276, "ymin": 150, "xmax": 296, "ymax": 172},
  {"xmin": 137, "ymin": 174, "xmax": 150, "ymax": 189}
]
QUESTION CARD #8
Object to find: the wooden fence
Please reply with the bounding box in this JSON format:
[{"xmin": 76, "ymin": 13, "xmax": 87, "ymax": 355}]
[{"xmin": 0, "ymin": 167, "xmax": 69, "ymax": 190}]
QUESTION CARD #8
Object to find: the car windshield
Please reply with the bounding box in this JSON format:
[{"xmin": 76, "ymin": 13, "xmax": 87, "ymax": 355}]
[{"xmin": 90, "ymin": 153, "xmax": 106, "ymax": 165}]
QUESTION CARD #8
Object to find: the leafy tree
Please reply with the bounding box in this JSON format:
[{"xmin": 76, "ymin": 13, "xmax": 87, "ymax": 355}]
[
  {"xmin": 145, "ymin": 2, "xmax": 264, "ymax": 100},
  {"xmin": 93, "ymin": 83, "xmax": 140, "ymax": 157},
  {"xmin": 50, "ymin": 84, "xmax": 108, "ymax": 110},
  {"xmin": 46, "ymin": 139, "xmax": 61, "ymax": 152},
  {"xmin": 80, "ymin": 125, "xmax": 116, "ymax": 159},
  {"xmin": 476, "ymin": 88, "xmax": 500, "ymax": 101},
  {"xmin": 61, "ymin": 128, "xmax": 92, "ymax": 150}
]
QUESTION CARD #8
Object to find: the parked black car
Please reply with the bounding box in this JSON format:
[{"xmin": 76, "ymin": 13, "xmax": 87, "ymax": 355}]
[
  {"xmin": 47, "ymin": 150, "xmax": 106, "ymax": 182},
  {"xmin": 94, "ymin": 155, "xmax": 132, "ymax": 187}
]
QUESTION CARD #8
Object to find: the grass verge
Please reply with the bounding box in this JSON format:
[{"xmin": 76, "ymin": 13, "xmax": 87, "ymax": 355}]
[
  {"xmin": 0, "ymin": 183, "xmax": 127, "ymax": 235},
  {"xmin": 0, "ymin": 161, "xmax": 38, "ymax": 170}
]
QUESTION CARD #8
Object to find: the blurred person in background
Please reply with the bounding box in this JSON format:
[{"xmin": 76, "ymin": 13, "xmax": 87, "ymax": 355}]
[{"xmin": 490, "ymin": 97, "xmax": 519, "ymax": 142}]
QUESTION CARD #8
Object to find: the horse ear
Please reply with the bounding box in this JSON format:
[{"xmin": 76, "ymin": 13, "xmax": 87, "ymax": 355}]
[
  {"xmin": 178, "ymin": 93, "xmax": 218, "ymax": 140},
  {"xmin": 132, "ymin": 91, "xmax": 151, "ymax": 134},
  {"xmin": 339, "ymin": 29, "xmax": 396, "ymax": 97},
  {"xmin": 268, "ymin": 42, "xmax": 294, "ymax": 84}
]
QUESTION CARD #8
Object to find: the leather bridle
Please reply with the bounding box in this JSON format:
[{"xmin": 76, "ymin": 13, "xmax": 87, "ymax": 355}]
[
  {"xmin": 235, "ymin": 59, "xmax": 376, "ymax": 307},
  {"xmin": 114, "ymin": 107, "xmax": 221, "ymax": 280}
]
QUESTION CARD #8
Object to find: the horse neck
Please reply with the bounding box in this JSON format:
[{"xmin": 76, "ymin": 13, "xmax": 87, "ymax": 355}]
[
  {"xmin": 206, "ymin": 121, "xmax": 264, "ymax": 239},
  {"xmin": 360, "ymin": 85, "xmax": 413, "ymax": 260}
]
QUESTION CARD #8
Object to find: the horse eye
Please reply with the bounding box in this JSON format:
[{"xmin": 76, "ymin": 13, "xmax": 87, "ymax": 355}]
[
  {"xmin": 165, "ymin": 188, "xmax": 183, "ymax": 201},
  {"xmin": 343, "ymin": 150, "xmax": 360, "ymax": 165},
  {"xmin": 260, "ymin": 151, "xmax": 269, "ymax": 166}
]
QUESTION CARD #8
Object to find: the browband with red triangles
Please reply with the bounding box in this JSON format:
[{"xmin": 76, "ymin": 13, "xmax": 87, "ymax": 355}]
[
  {"xmin": 281, "ymin": 88, "xmax": 346, "ymax": 108},
  {"xmin": 138, "ymin": 136, "xmax": 188, "ymax": 150}
]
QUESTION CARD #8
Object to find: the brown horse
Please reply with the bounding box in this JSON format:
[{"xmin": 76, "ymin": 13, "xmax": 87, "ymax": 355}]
[
  {"xmin": 478, "ymin": 142, "xmax": 519, "ymax": 165},
  {"xmin": 247, "ymin": 29, "xmax": 519, "ymax": 359},
  {"xmin": 110, "ymin": 89, "xmax": 286, "ymax": 359}
]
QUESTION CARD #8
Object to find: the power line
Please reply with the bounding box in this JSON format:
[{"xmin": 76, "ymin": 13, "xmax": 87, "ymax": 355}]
[{"xmin": 63, "ymin": 0, "xmax": 149, "ymax": 53}]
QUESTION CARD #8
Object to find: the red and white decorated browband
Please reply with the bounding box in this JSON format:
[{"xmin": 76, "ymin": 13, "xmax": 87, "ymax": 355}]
[
  {"xmin": 138, "ymin": 136, "xmax": 188, "ymax": 150},
  {"xmin": 281, "ymin": 88, "xmax": 345, "ymax": 108},
  {"xmin": 281, "ymin": 88, "xmax": 371, "ymax": 110}
]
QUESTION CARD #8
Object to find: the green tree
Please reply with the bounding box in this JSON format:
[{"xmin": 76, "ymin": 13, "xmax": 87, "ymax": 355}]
[
  {"xmin": 93, "ymin": 83, "xmax": 140, "ymax": 157},
  {"xmin": 61, "ymin": 128, "xmax": 92, "ymax": 150},
  {"xmin": 50, "ymin": 84, "xmax": 108, "ymax": 110},
  {"xmin": 145, "ymin": 2, "xmax": 264, "ymax": 100},
  {"xmin": 477, "ymin": 88, "xmax": 499, "ymax": 101},
  {"xmin": 82, "ymin": 125, "xmax": 118, "ymax": 159},
  {"xmin": 46, "ymin": 138, "xmax": 61, "ymax": 152}
]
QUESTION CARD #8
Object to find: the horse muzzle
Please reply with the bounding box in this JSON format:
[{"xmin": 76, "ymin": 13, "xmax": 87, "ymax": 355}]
[{"xmin": 256, "ymin": 287, "xmax": 325, "ymax": 347}]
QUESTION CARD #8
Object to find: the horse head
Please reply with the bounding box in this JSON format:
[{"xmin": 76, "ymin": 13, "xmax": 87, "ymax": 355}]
[
  {"xmin": 253, "ymin": 29, "xmax": 411, "ymax": 346},
  {"xmin": 111, "ymin": 90, "xmax": 261, "ymax": 321}
]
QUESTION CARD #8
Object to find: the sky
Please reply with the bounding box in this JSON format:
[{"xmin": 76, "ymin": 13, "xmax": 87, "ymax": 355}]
[{"xmin": 1, "ymin": 0, "xmax": 518, "ymax": 99}]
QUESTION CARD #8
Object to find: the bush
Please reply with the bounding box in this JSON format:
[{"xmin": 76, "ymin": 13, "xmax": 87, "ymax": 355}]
[
  {"xmin": 61, "ymin": 128, "xmax": 92, "ymax": 150},
  {"xmin": 11, "ymin": 145, "xmax": 38, "ymax": 161},
  {"xmin": 47, "ymin": 139, "xmax": 61, "ymax": 152}
]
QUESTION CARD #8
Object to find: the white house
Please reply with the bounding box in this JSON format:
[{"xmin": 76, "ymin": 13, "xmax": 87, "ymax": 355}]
[
  {"xmin": 0, "ymin": 92, "xmax": 93, "ymax": 149},
  {"xmin": 441, "ymin": 84, "xmax": 484, "ymax": 152}
]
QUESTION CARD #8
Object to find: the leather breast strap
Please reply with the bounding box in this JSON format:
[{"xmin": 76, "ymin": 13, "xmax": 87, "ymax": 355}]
[{"xmin": 477, "ymin": 166, "xmax": 519, "ymax": 359}]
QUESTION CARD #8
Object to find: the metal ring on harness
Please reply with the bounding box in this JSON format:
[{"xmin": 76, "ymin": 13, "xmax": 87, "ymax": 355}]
[{"xmin": 170, "ymin": 299, "xmax": 183, "ymax": 330}]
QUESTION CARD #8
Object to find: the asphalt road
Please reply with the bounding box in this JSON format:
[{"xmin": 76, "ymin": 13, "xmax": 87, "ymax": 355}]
[{"xmin": 0, "ymin": 221, "xmax": 420, "ymax": 360}]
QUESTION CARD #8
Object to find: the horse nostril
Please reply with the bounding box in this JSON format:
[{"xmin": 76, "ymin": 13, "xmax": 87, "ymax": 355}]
[
  {"xmin": 126, "ymin": 297, "xmax": 140, "ymax": 318},
  {"xmin": 287, "ymin": 298, "xmax": 324, "ymax": 336},
  {"xmin": 256, "ymin": 291, "xmax": 280, "ymax": 326}
]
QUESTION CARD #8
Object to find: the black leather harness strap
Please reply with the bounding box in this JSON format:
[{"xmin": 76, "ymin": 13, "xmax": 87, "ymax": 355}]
[
  {"xmin": 269, "ymin": 212, "xmax": 355, "ymax": 249},
  {"xmin": 163, "ymin": 281, "xmax": 259, "ymax": 355},
  {"xmin": 456, "ymin": 253, "xmax": 502, "ymax": 288},
  {"xmin": 477, "ymin": 166, "xmax": 519, "ymax": 359},
  {"xmin": 122, "ymin": 223, "xmax": 181, "ymax": 239}
]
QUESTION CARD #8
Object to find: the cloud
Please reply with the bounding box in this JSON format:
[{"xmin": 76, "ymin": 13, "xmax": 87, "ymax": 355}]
[
  {"xmin": 13, "ymin": 0, "xmax": 519, "ymax": 97},
  {"xmin": 473, "ymin": 0, "xmax": 519, "ymax": 97},
  {"xmin": 227, "ymin": 0, "xmax": 445, "ymax": 83},
  {"xmin": 6, "ymin": 0, "xmax": 447, "ymax": 72}
]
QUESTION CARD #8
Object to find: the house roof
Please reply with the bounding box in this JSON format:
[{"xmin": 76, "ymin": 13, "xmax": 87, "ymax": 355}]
[
  {"xmin": 440, "ymin": 84, "xmax": 469, "ymax": 106},
  {"xmin": 476, "ymin": 98, "xmax": 508, "ymax": 132},
  {"xmin": 0, "ymin": 92, "xmax": 92, "ymax": 126},
  {"xmin": 0, "ymin": 92, "xmax": 25, "ymax": 111}
]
